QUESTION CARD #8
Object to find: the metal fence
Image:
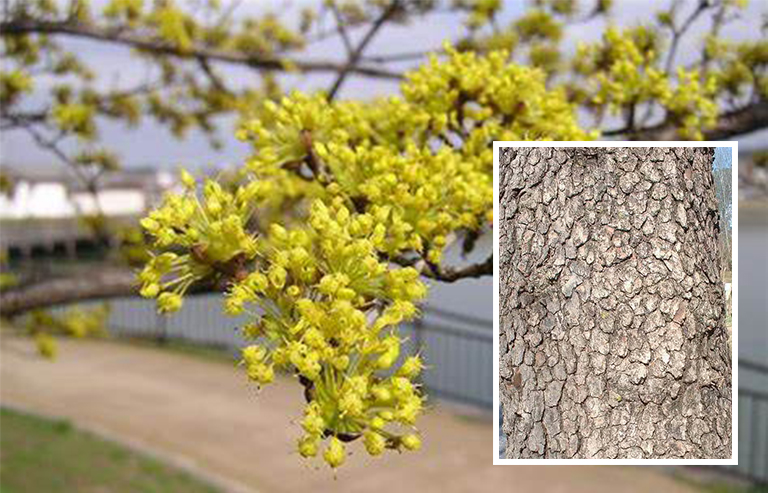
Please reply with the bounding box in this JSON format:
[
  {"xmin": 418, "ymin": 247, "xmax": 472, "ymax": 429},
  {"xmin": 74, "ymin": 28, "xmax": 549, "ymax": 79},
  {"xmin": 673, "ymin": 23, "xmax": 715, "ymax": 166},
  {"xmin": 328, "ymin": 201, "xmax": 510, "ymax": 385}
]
[
  {"xmin": 68, "ymin": 294, "xmax": 494, "ymax": 410},
  {"xmin": 736, "ymin": 360, "xmax": 768, "ymax": 484}
]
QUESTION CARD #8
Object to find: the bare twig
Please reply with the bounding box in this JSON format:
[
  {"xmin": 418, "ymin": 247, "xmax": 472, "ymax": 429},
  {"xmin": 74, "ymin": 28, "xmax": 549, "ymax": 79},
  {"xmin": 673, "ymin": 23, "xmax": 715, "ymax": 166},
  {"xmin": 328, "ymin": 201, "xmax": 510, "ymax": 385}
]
[
  {"xmin": 391, "ymin": 253, "xmax": 493, "ymax": 283},
  {"xmin": 639, "ymin": 0, "xmax": 711, "ymax": 127},
  {"xmin": 363, "ymin": 49, "xmax": 437, "ymax": 64},
  {"xmin": 196, "ymin": 56, "xmax": 232, "ymax": 94},
  {"xmin": 603, "ymin": 99, "xmax": 768, "ymax": 140},
  {"xmin": 327, "ymin": 0, "xmax": 402, "ymax": 100},
  {"xmin": 664, "ymin": 0, "xmax": 710, "ymax": 76},
  {"xmin": 329, "ymin": 1, "xmax": 354, "ymax": 56},
  {"xmin": 20, "ymin": 124, "xmax": 112, "ymax": 243},
  {"xmin": 0, "ymin": 18, "xmax": 403, "ymax": 81}
]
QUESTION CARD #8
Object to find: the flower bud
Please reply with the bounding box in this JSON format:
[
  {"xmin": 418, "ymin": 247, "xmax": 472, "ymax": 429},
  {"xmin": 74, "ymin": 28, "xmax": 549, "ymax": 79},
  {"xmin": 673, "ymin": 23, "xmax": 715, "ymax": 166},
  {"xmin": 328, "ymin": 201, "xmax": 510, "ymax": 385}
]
[
  {"xmin": 140, "ymin": 283, "xmax": 160, "ymax": 298},
  {"xmin": 180, "ymin": 169, "xmax": 196, "ymax": 189},
  {"xmin": 401, "ymin": 434, "xmax": 422, "ymax": 451},
  {"xmin": 157, "ymin": 292, "xmax": 183, "ymax": 313},
  {"xmin": 323, "ymin": 437, "xmax": 345, "ymax": 469},
  {"xmin": 298, "ymin": 436, "xmax": 319, "ymax": 458},
  {"xmin": 364, "ymin": 431, "xmax": 386, "ymax": 456},
  {"xmin": 398, "ymin": 356, "xmax": 424, "ymax": 378}
]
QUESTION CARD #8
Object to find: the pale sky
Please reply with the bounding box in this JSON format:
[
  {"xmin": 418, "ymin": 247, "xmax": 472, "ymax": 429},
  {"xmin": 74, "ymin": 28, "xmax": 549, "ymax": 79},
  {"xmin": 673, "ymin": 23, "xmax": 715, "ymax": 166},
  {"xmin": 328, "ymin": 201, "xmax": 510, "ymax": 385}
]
[{"xmin": 1, "ymin": 0, "xmax": 765, "ymax": 172}]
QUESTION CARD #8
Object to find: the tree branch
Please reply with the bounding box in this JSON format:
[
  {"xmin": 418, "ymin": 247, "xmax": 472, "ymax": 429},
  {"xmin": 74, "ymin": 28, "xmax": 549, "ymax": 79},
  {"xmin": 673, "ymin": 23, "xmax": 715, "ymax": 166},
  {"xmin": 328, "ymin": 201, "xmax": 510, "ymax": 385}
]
[
  {"xmin": 327, "ymin": 0, "xmax": 402, "ymax": 100},
  {"xmin": 390, "ymin": 253, "xmax": 493, "ymax": 283},
  {"xmin": 363, "ymin": 49, "xmax": 435, "ymax": 64},
  {"xmin": 663, "ymin": 0, "xmax": 710, "ymax": 76},
  {"xmin": 328, "ymin": 2, "xmax": 354, "ymax": 57},
  {"xmin": 0, "ymin": 249, "xmax": 493, "ymax": 319},
  {"xmin": 0, "ymin": 263, "xmax": 236, "ymax": 318},
  {"xmin": 0, "ymin": 268, "xmax": 138, "ymax": 318},
  {"xmin": 0, "ymin": 18, "xmax": 403, "ymax": 81},
  {"xmin": 0, "ymin": 110, "xmax": 48, "ymax": 130},
  {"xmin": 603, "ymin": 100, "xmax": 768, "ymax": 140},
  {"xmin": 426, "ymin": 254, "xmax": 493, "ymax": 282}
]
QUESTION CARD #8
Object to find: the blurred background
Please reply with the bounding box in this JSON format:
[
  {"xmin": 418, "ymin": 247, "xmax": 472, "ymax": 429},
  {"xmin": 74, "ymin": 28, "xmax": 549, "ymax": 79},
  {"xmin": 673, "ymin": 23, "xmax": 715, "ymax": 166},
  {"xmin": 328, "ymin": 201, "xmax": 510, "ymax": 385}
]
[{"xmin": 1, "ymin": 0, "xmax": 766, "ymax": 492}]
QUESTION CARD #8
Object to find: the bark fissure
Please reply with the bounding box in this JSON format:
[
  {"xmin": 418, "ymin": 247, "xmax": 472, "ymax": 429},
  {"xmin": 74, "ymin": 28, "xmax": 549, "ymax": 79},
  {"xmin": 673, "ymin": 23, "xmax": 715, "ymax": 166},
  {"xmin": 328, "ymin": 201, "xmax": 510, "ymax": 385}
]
[{"xmin": 499, "ymin": 147, "xmax": 731, "ymax": 459}]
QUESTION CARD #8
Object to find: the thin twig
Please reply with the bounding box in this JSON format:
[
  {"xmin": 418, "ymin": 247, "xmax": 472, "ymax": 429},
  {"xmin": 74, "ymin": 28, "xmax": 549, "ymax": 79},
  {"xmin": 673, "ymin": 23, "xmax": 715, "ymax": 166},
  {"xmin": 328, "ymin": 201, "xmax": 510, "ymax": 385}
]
[
  {"xmin": 390, "ymin": 252, "xmax": 493, "ymax": 283},
  {"xmin": 328, "ymin": 1, "xmax": 354, "ymax": 56},
  {"xmin": 327, "ymin": 0, "xmax": 402, "ymax": 100},
  {"xmin": 0, "ymin": 18, "xmax": 403, "ymax": 81}
]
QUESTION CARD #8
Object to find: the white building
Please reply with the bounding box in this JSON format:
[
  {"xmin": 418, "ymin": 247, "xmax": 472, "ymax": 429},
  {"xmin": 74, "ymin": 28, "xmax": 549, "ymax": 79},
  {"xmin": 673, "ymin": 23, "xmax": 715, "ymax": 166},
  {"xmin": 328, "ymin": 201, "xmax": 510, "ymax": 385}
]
[{"xmin": 0, "ymin": 167, "xmax": 176, "ymax": 219}]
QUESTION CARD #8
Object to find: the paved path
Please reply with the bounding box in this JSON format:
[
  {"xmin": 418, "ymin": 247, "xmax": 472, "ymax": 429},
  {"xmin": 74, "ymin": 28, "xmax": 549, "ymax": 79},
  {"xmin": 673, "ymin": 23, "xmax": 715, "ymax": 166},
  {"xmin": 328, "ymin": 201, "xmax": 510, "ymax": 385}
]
[{"xmin": 0, "ymin": 336, "xmax": 701, "ymax": 493}]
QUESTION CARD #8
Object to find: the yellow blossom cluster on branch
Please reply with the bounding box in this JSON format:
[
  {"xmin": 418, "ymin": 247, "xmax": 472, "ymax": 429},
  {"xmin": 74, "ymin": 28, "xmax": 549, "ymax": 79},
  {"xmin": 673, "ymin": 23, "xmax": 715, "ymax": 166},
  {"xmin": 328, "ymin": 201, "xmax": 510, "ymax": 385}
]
[
  {"xmin": 27, "ymin": 304, "xmax": 110, "ymax": 359},
  {"xmin": 138, "ymin": 47, "xmax": 587, "ymax": 469}
]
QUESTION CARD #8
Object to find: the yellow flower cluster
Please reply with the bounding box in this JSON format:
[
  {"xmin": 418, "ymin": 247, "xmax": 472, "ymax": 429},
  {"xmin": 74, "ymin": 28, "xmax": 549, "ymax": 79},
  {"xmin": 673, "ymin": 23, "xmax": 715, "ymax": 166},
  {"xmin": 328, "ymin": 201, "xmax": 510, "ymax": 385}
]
[
  {"xmin": 662, "ymin": 68, "xmax": 719, "ymax": 140},
  {"xmin": 575, "ymin": 26, "xmax": 722, "ymax": 139},
  {"xmin": 237, "ymin": 47, "xmax": 588, "ymax": 263},
  {"xmin": 52, "ymin": 102, "xmax": 96, "ymax": 138},
  {"xmin": 27, "ymin": 304, "xmax": 110, "ymax": 359},
  {"xmin": 402, "ymin": 46, "xmax": 588, "ymax": 142},
  {"xmin": 35, "ymin": 333, "xmax": 57, "ymax": 359},
  {"xmin": 0, "ymin": 69, "xmax": 33, "ymax": 106},
  {"xmin": 139, "ymin": 47, "xmax": 589, "ymax": 468},
  {"xmin": 139, "ymin": 189, "xmax": 429, "ymax": 468},
  {"xmin": 138, "ymin": 172, "xmax": 271, "ymax": 312},
  {"xmin": 576, "ymin": 26, "xmax": 668, "ymax": 111},
  {"xmin": 228, "ymin": 198, "xmax": 428, "ymax": 468}
]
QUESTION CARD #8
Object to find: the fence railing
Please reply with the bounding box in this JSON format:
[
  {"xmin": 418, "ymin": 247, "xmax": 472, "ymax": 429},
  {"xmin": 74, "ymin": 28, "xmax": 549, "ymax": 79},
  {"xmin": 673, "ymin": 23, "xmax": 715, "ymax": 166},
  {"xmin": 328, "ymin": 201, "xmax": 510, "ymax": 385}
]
[{"xmin": 736, "ymin": 359, "xmax": 768, "ymax": 484}]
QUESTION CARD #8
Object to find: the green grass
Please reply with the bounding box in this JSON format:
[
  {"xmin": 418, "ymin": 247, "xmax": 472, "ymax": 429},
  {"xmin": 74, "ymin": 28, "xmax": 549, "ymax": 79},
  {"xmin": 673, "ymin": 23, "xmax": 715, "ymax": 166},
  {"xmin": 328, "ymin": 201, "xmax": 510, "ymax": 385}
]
[
  {"xmin": 0, "ymin": 407, "xmax": 221, "ymax": 493},
  {"xmin": 698, "ymin": 483, "xmax": 768, "ymax": 493},
  {"xmin": 673, "ymin": 469, "xmax": 768, "ymax": 493}
]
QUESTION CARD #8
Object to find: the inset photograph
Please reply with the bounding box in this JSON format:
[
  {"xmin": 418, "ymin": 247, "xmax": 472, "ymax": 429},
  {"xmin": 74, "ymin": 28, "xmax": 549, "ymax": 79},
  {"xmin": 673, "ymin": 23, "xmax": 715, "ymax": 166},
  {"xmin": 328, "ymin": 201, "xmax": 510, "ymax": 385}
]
[{"xmin": 494, "ymin": 143, "xmax": 736, "ymax": 463}]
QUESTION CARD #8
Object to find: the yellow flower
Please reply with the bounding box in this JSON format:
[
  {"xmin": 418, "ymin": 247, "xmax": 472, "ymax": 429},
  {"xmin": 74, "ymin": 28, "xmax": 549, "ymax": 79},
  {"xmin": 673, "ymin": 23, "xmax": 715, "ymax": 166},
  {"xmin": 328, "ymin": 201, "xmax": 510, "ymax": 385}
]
[
  {"xmin": 157, "ymin": 292, "xmax": 183, "ymax": 313},
  {"xmin": 180, "ymin": 169, "xmax": 196, "ymax": 189},
  {"xmin": 398, "ymin": 356, "xmax": 424, "ymax": 378},
  {"xmin": 323, "ymin": 437, "xmax": 345, "ymax": 469},
  {"xmin": 364, "ymin": 431, "xmax": 386, "ymax": 456},
  {"xmin": 401, "ymin": 434, "xmax": 422, "ymax": 451},
  {"xmin": 34, "ymin": 333, "xmax": 57, "ymax": 359},
  {"xmin": 298, "ymin": 435, "xmax": 319, "ymax": 458}
]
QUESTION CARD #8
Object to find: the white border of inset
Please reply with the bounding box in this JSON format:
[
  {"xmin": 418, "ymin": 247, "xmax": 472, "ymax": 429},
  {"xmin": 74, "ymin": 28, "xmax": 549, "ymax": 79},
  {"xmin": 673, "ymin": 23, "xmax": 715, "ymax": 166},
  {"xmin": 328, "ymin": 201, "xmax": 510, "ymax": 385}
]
[{"xmin": 492, "ymin": 141, "xmax": 738, "ymax": 465}]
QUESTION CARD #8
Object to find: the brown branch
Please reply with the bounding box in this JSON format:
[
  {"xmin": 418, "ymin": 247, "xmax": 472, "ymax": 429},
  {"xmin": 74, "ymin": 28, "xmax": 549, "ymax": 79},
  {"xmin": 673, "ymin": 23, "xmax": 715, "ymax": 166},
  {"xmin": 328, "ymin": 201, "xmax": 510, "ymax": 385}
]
[
  {"xmin": 0, "ymin": 245, "xmax": 492, "ymax": 319},
  {"xmin": 0, "ymin": 268, "xmax": 138, "ymax": 318},
  {"xmin": 0, "ymin": 18, "xmax": 403, "ymax": 81},
  {"xmin": 391, "ymin": 253, "xmax": 493, "ymax": 283},
  {"xmin": 328, "ymin": 2, "xmax": 354, "ymax": 57},
  {"xmin": 327, "ymin": 0, "xmax": 402, "ymax": 100},
  {"xmin": 196, "ymin": 56, "xmax": 231, "ymax": 95},
  {"xmin": 663, "ymin": 0, "xmax": 710, "ymax": 76},
  {"xmin": 603, "ymin": 100, "xmax": 768, "ymax": 140},
  {"xmin": 18, "ymin": 124, "xmax": 117, "ymax": 246},
  {"xmin": 363, "ymin": 49, "xmax": 435, "ymax": 64},
  {"xmin": 638, "ymin": 0, "xmax": 710, "ymax": 127},
  {"xmin": 428, "ymin": 254, "xmax": 493, "ymax": 282},
  {"xmin": 0, "ymin": 263, "xmax": 235, "ymax": 318},
  {"xmin": 0, "ymin": 111, "xmax": 48, "ymax": 130},
  {"xmin": 700, "ymin": 2, "xmax": 728, "ymax": 76}
]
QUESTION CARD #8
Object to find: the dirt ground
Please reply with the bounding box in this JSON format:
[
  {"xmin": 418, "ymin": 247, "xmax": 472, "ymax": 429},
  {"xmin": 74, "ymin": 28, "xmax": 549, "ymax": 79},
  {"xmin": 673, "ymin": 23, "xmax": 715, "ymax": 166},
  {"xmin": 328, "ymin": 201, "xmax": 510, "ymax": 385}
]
[{"xmin": 0, "ymin": 336, "xmax": 703, "ymax": 493}]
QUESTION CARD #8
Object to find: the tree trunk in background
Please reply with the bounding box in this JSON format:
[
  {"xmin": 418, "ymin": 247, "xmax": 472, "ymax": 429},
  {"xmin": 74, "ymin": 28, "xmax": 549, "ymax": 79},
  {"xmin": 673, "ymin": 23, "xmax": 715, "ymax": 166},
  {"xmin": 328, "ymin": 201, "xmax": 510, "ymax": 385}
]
[{"xmin": 499, "ymin": 147, "xmax": 731, "ymax": 459}]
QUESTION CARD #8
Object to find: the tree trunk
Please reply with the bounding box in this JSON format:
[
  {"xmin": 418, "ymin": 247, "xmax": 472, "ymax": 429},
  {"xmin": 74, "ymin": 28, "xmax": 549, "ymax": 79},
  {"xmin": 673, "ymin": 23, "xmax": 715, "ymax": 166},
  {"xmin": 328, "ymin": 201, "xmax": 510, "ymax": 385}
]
[{"xmin": 499, "ymin": 147, "xmax": 731, "ymax": 459}]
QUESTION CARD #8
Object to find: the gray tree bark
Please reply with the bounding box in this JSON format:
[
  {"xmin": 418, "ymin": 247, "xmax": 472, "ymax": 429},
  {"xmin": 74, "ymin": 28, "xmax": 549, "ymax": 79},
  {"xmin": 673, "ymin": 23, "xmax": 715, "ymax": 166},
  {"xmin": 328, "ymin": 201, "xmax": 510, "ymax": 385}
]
[{"xmin": 499, "ymin": 147, "xmax": 731, "ymax": 459}]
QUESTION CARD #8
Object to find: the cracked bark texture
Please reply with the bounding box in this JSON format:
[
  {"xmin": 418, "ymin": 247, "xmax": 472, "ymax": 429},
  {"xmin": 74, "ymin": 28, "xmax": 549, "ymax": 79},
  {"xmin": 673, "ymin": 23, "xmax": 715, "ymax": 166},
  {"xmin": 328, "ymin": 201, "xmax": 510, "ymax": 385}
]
[{"xmin": 499, "ymin": 147, "xmax": 731, "ymax": 459}]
